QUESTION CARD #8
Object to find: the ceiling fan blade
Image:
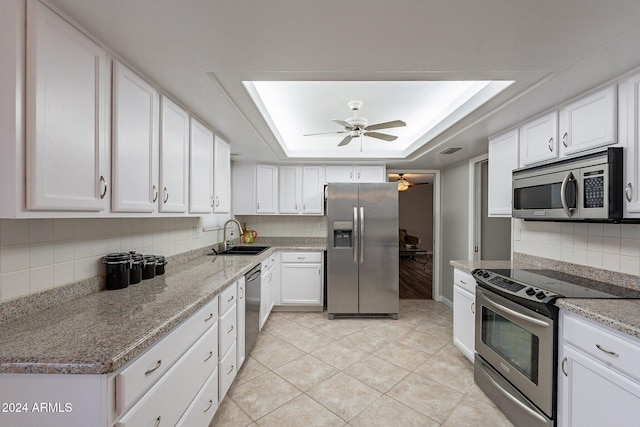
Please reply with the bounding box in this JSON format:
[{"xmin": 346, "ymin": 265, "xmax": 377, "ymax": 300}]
[
  {"xmin": 337, "ymin": 135, "xmax": 354, "ymax": 146},
  {"xmin": 364, "ymin": 131, "xmax": 397, "ymax": 142},
  {"xmin": 331, "ymin": 119, "xmax": 355, "ymax": 129},
  {"xmin": 365, "ymin": 120, "xmax": 406, "ymax": 131},
  {"xmin": 303, "ymin": 130, "xmax": 350, "ymax": 136}
]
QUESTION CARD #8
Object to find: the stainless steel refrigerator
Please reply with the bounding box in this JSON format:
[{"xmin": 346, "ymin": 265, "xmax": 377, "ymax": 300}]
[{"xmin": 326, "ymin": 183, "xmax": 399, "ymax": 319}]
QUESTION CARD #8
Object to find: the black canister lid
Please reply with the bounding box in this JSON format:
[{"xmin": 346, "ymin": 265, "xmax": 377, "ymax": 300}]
[
  {"xmin": 103, "ymin": 252, "xmax": 131, "ymax": 264},
  {"xmin": 155, "ymin": 255, "xmax": 166, "ymax": 265},
  {"xmin": 143, "ymin": 255, "xmax": 157, "ymax": 265},
  {"xmin": 130, "ymin": 253, "xmax": 144, "ymax": 263}
]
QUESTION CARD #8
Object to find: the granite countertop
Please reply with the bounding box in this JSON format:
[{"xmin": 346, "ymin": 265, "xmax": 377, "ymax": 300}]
[
  {"xmin": 450, "ymin": 259, "xmax": 640, "ymax": 340},
  {"xmin": 0, "ymin": 239, "xmax": 326, "ymax": 375}
]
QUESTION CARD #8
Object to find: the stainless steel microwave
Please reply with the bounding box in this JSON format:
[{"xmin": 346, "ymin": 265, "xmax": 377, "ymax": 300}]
[{"xmin": 512, "ymin": 147, "xmax": 623, "ymax": 221}]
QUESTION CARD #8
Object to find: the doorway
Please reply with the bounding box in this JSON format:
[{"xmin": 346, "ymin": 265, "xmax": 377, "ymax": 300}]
[{"xmin": 390, "ymin": 173, "xmax": 435, "ymax": 299}]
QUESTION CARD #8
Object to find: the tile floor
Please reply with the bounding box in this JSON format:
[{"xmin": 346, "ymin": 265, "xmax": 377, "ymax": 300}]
[{"xmin": 210, "ymin": 299, "xmax": 514, "ymax": 426}]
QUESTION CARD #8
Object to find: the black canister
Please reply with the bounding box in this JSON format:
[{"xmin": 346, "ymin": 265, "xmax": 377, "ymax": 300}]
[
  {"xmin": 155, "ymin": 255, "xmax": 167, "ymax": 275},
  {"xmin": 103, "ymin": 252, "xmax": 131, "ymax": 290},
  {"xmin": 129, "ymin": 252, "xmax": 143, "ymax": 284},
  {"xmin": 142, "ymin": 255, "xmax": 157, "ymax": 280}
]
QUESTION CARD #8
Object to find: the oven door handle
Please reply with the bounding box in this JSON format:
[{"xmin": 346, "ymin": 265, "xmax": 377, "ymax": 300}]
[
  {"xmin": 560, "ymin": 171, "xmax": 575, "ymax": 217},
  {"xmin": 477, "ymin": 357, "xmax": 549, "ymax": 424},
  {"xmin": 483, "ymin": 295, "xmax": 550, "ymax": 328}
]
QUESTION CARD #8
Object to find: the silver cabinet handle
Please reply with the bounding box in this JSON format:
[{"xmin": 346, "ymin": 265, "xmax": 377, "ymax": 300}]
[
  {"xmin": 460, "ymin": 280, "xmax": 467, "ymax": 285},
  {"xmin": 163, "ymin": 187, "xmax": 169, "ymax": 203},
  {"xmin": 204, "ymin": 399, "xmax": 214, "ymax": 413},
  {"xmin": 562, "ymin": 357, "xmax": 568, "ymax": 376},
  {"xmin": 153, "ymin": 416, "xmax": 161, "ymax": 427},
  {"xmin": 239, "ymin": 286, "xmax": 244, "ymax": 299},
  {"xmin": 152, "ymin": 185, "xmax": 158, "ymax": 202},
  {"xmin": 99, "ymin": 176, "xmax": 107, "ymax": 199},
  {"xmin": 596, "ymin": 343, "xmax": 619, "ymax": 358},
  {"xmin": 227, "ymin": 365, "xmax": 234, "ymax": 374},
  {"xmin": 228, "ymin": 295, "xmax": 234, "ymax": 302},
  {"xmin": 548, "ymin": 137, "xmax": 554, "ymax": 152},
  {"xmin": 471, "ymin": 302, "xmax": 475, "ymax": 314},
  {"xmin": 257, "ymin": 202, "xmax": 260, "ymax": 210},
  {"xmin": 145, "ymin": 360, "xmax": 162, "ymax": 376},
  {"xmin": 560, "ymin": 171, "xmax": 575, "ymax": 217},
  {"xmin": 626, "ymin": 183, "xmax": 633, "ymax": 203},
  {"xmin": 204, "ymin": 351, "xmax": 213, "ymax": 362},
  {"xmin": 227, "ymin": 325, "xmax": 234, "ymax": 333},
  {"xmin": 360, "ymin": 207, "xmax": 364, "ymax": 263},
  {"xmin": 297, "ymin": 256, "xmax": 306, "ymax": 260},
  {"xmin": 562, "ymin": 132, "xmax": 568, "ymax": 148},
  {"xmin": 216, "ymin": 196, "xmax": 220, "ymax": 207},
  {"xmin": 211, "ymin": 196, "xmax": 215, "ymax": 207},
  {"xmin": 204, "ymin": 313, "xmax": 214, "ymax": 322}
]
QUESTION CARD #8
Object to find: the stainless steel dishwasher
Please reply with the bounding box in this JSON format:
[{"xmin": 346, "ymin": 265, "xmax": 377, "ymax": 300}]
[{"xmin": 244, "ymin": 263, "xmax": 261, "ymax": 360}]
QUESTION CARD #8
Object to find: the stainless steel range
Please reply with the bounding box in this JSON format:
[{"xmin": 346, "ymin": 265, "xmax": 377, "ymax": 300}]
[{"xmin": 472, "ymin": 268, "xmax": 640, "ymax": 427}]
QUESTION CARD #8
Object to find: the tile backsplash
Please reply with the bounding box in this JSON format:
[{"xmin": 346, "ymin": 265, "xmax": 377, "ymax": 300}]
[
  {"xmin": 236, "ymin": 215, "xmax": 327, "ymax": 238},
  {"xmin": 0, "ymin": 217, "xmax": 222, "ymax": 302},
  {"xmin": 513, "ymin": 219, "xmax": 640, "ymax": 276}
]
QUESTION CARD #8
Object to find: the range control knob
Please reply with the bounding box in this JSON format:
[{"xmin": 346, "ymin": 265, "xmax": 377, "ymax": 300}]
[
  {"xmin": 483, "ymin": 272, "xmax": 490, "ymax": 278},
  {"xmin": 525, "ymin": 287, "xmax": 536, "ymax": 296},
  {"xmin": 535, "ymin": 291, "xmax": 546, "ymax": 300},
  {"xmin": 476, "ymin": 270, "xmax": 483, "ymax": 276}
]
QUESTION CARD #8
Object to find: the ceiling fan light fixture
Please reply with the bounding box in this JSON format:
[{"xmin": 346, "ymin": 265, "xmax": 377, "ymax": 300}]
[{"xmin": 397, "ymin": 173, "xmax": 410, "ymax": 192}]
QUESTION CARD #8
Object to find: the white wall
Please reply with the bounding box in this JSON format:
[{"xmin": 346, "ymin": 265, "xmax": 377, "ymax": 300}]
[
  {"xmin": 399, "ymin": 184, "xmax": 434, "ymax": 251},
  {"xmin": 513, "ymin": 219, "xmax": 640, "ymax": 276},
  {"xmin": 0, "ymin": 217, "xmax": 223, "ymax": 302},
  {"xmin": 235, "ymin": 215, "xmax": 326, "ymax": 238}
]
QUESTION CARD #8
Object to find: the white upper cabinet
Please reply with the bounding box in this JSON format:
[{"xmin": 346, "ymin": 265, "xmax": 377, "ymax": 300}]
[
  {"xmin": 519, "ymin": 111, "xmax": 559, "ymax": 166},
  {"xmin": 213, "ymin": 136, "xmax": 231, "ymax": 213},
  {"xmin": 189, "ymin": 118, "xmax": 214, "ymax": 214},
  {"xmin": 559, "ymin": 85, "xmax": 617, "ymax": 156},
  {"xmin": 278, "ymin": 166, "xmax": 299, "ymax": 214},
  {"xmin": 325, "ymin": 165, "xmax": 385, "ymax": 183},
  {"xmin": 232, "ymin": 162, "xmax": 256, "ymax": 215},
  {"xmin": 301, "ymin": 166, "xmax": 324, "ymax": 214},
  {"xmin": 159, "ymin": 96, "xmax": 189, "ymax": 213},
  {"xmin": 256, "ymin": 164, "xmax": 278, "ymax": 214},
  {"xmin": 621, "ymin": 72, "xmax": 640, "ymax": 218},
  {"xmin": 112, "ymin": 61, "xmax": 159, "ymax": 213},
  {"xmin": 488, "ymin": 129, "xmax": 519, "ymax": 216},
  {"xmin": 26, "ymin": 0, "xmax": 109, "ymax": 211}
]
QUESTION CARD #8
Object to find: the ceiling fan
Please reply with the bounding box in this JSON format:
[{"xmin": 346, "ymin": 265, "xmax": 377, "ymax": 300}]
[
  {"xmin": 395, "ymin": 173, "xmax": 430, "ymax": 192},
  {"xmin": 304, "ymin": 101, "xmax": 406, "ymax": 147}
]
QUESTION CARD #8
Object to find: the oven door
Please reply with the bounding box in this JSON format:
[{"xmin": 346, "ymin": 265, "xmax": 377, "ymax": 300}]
[
  {"xmin": 513, "ymin": 167, "xmax": 579, "ymax": 219},
  {"xmin": 475, "ymin": 287, "xmax": 556, "ymax": 418}
]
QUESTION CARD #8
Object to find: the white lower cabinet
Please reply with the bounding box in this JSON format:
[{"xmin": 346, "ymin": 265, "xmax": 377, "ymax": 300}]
[
  {"xmin": 237, "ymin": 277, "xmax": 246, "ymax": 369},
  {"xmin": 559, "ymin": 310, "xmax": 640, "ymax": 426},
  {"xmin": 452, "ymin": 269, "xmax": 475, "ymax": 363},
  {"xmin": 218, "ymin": 281, "xmax": 239, "ymax": 403},
  {"xmin": 176, "ymin": 367, "xmax": 219, "ymax": 427},
  {"xmin": 279, "ymin": 251, "xmax": 323, "ymax": 307}
]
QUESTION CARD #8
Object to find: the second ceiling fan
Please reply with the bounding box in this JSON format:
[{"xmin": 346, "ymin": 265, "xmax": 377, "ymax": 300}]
[{"xmin": 304, "ymin": 101, "xmax": 406, "ymax": 147}]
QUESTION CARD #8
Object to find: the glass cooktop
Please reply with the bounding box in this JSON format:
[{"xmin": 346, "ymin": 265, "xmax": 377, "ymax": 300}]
[{"xmin": 484, "ymin": 269, "xmax": 640, "ymax": 299}]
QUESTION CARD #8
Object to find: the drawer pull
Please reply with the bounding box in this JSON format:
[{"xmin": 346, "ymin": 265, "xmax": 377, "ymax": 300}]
[
  {"xmin": 153, "ymin": 415, "xmax": 161, "ymax": 427},
  {"xmin": 228, "ymin": 325, "xmax": 234, "ymax": 333},
  {"xmin": 239, "ymin": 286, "xmax": 244, "ymax": 299},
  {"xmin": 145, "ymin": 360, "xmax": 162, "ymax": 376},
  {"xmin": 204, "ymin": 313, "xmax": 214, "ymax": 322},
  {"xmin": 471, "ymin": 302, "xmax": 475, "ymax": 314},
  {"xmin": 297, "ymin": 257, "xmax": 306, "ymax": 260},
  {"xmin": 228, "ymin": 295, "xmax": 234, "ymax": 302},
  {"xmin": 204, "ymin": 399, "xmax": 214, "ymax": 413},
  {"xmin": 561, "ymin": 357, "xmax": 568, "ymax": 376},
  {"xmin": 596, "ymin": 343, "xmax": 619, "ymax": 358},
  {"xmin": 460, "ymin": 280, "xmax": 467, "ymax": 285},
  {"xmin": 227, "ymin": 364, "xmax": 234, "ymax": 374},
  {"xmin": 204, "ymin": 351, "xmax": 213, "ymax": 362}
]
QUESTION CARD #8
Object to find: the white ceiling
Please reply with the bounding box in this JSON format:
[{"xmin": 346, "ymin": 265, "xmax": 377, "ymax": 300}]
[{"xmin": 47, "ymin": 0, "xmax": 640, "ymax": 170}]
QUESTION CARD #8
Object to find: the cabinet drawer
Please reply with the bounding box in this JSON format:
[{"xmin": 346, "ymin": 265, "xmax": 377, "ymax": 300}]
[
  {"xmin": 219, "ymin": 303, "xmax": 237, "ymax": 357},
  {"xmin": 115, "ymin": 295, "xmax": 219, "ymax": 413},
  {"xmin": 563, "ymin": 312, "xmax": 640, "ymax": 383},
  {"xmin": 219, "ymin": 282, "xmax": 237, "ymax": 315},
  {"xmin": 281, "ymin": 251, "xmax": 322, "ymax": 263},
  {"xmin": 175, "ymin": 367, "xmax": 219, "ymax": 427},
  {"xmin": 219, "ymin": 341, "xmax": 237, "ymax": 401},
  {"xmin": 454, "ymin": 269, "xmax": 476, "ymax": 294},
  {"xmin": 116, "ymin": 324, "xmax": 218, "ymax": 427}
]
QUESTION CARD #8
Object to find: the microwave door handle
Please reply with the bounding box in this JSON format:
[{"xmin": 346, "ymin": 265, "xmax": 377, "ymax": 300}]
[{"xmin": 560, "ymin": 171, "xmax": 575, "ymax": 217}]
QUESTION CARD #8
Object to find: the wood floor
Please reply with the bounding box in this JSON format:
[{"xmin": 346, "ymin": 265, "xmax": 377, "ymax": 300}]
[{"xmin": 399, "ymin": 255, "xmax": 433, "ymax": 299}]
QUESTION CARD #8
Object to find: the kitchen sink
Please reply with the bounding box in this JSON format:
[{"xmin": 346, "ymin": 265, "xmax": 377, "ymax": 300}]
[{"xmin": 214, "ymin": 246, "xmax": 270, "ymax": 256}]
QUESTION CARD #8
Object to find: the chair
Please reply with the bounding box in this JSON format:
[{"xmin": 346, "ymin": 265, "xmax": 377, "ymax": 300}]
[{"xmin": 399, "ymin": 229, "xmax": 420, "ymax": 248}]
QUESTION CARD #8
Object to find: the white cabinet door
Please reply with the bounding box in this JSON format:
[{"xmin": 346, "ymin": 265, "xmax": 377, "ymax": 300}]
[
  {"xmin": 302, "ymin": 166, "xmax": 324, "ymax": 214},
  {"xmin": 280, "ymin": 263, "xmax": 322, "ymax": 305},
  {"xmin": 159, "ymin": 96, "xmax": 189, "ymax": 213},
  {"xmin": 560, "ymin": 85, "xmax": 617, "ymax": 156},
  {"xmin": 256, "ymin": 164, "xmax": 278, "ymax": 214},
  {"xmin": 488, "ymin": 129, "xmax": 519, "ymax": 216},
  {"xmin": 189, "ymin": 118, "xmax": 214, "ymax": 214},
  {"xmin": 232, "ymin": 162, "xmax": 256, "ymax": 215},
  {"xmin": 26, "ymin": 0, "xmax": 109, "ymax": 211},
  {"xmin": 560, "ymin": 345, "xmax": 640, "ymax": 427},
  {"xmin": 325, "ymin": 165, "xmax": 354, "ymax": 182},
  {"xmin": 279, "ymin": 166, "xmax": 300, "ymax": 214},
  {"xmin": 453, "ymin": 284, "xmax": 475, "ymax": 363},
  {"xmin": 213, "ymin": 136, "xmax": 231, "ymax": 213},
  {"xmin": 519, "ymin": 111, "xmax": 559, "ymax": 166},
  {"xmin": 259, "ymin": 268, "xmax": 270, "ymax": 329},
  {"xmin": 622, "ymin": 72, "xmax": 640, "ymax": 218},
  {"xmin": 356, "ymin": 165, "xmax": 386, "ymax": 182},
  {"xmin": 112, "ymin": 61, "xmax": 159, "ymax": 213},
  {"xmin": 236, "ymin": 277, "xmax": 246, "ymax": 369}
]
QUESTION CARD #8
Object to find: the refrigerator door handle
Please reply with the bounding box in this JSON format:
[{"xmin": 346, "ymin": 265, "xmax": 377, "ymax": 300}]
[
  {"xmin": 360, "ymin": 207, "xmax": 364, "ymax": 263},
  {"xmin": 353, "ymin": 207, "xmax": 358, "ymax": 263}
]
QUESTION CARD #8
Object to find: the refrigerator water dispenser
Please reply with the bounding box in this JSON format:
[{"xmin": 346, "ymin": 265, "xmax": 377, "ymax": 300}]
[{"xmin": 333, "ymin": 221, "xmax": 353, "ymax": 248}]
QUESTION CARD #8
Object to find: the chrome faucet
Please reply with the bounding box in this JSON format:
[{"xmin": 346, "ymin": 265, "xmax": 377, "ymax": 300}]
[{"xmin": 223, "ymin": 219, "xmax": 244, "ymax": 251}]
